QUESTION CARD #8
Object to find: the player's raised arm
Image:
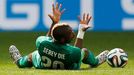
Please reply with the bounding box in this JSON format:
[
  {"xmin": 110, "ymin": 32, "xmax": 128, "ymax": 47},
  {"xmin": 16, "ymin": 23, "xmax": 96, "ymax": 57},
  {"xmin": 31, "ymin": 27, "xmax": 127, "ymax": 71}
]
[
  {"xmin": 46, "ymin": 3, "xmax": 66, "ymax": 36},
  {"xmin": 74, "ymin": 13, "xmax": 92, "ymax": 49}
]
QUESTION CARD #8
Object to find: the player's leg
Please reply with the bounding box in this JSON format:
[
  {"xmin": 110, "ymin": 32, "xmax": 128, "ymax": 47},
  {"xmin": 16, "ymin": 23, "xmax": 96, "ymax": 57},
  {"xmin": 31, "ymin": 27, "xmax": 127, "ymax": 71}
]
[
  {"xmin": 9, "ymin": 45, "xmax": 44, "ymax": 68},
  {"xmin": 9, "ymin": 45, "xmax": 33, "ymax": 68},
  {"xmin": 95, "ymin": 50, "xmax": 109, "ymax": 66},
  {"xmin": 31, "ymin": 50, "xmax": 44, "ymax": 69},
  {"xmin": 81, "ymin": 48, "xmax": 98, "ymax": 67},
  {"xmin": 17, "ymin": 54, "xmax": 33, "ymax": 68},
  {"xmin": 81, "ymin": 48, "xmax": 109, "ymax": 67}
]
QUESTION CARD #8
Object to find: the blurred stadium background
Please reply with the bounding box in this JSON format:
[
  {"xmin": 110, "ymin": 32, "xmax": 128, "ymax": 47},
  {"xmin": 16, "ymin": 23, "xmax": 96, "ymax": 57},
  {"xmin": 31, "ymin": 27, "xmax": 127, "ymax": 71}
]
[{"xmin": 0, "ymin": 0, "xmax": 134, "ymax": 75}]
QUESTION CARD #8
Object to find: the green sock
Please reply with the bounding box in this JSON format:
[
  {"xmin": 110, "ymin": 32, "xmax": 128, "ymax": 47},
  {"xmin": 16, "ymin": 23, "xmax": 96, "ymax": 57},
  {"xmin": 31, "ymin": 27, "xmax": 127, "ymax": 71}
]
[
  {"xmin": 17, "ymin": 56, "xmax": 33, "ymax": 68},
  {"xmin": 82, "ymin": 50, "xmax": 99, "ymax": 67}
]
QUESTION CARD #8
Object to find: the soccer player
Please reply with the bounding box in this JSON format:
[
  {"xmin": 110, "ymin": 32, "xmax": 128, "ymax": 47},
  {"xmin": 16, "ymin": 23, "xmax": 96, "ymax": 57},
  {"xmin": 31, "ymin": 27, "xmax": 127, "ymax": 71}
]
[{"xmin": 9, "ymin": 3, "xmax": 109, "ymax": 69}]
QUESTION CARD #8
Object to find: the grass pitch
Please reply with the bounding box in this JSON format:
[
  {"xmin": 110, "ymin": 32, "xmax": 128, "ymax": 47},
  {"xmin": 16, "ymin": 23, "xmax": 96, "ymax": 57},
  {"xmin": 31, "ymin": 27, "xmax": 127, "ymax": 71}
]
[{"xmin": 0, "ymin": 32, "xmax": 134, "ymax": 75}]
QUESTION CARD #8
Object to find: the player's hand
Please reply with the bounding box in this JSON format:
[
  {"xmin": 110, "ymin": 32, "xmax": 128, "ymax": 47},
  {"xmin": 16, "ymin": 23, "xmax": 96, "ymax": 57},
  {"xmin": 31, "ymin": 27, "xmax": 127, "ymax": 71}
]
[
  {"xmin": 78, "ymin": 13, "xmax": 92, "ymax": 31},
  {"xmin": 48, "ymin": 3, "xmax": 66, "ymax": 24}
]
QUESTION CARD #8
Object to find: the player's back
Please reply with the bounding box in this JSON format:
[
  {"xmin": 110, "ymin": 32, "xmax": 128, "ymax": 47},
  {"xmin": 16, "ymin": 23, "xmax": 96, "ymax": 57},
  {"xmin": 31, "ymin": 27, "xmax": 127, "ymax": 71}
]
[{"xmin": 38, "ymin": 37, "xmax": 81, "ymax": 69}]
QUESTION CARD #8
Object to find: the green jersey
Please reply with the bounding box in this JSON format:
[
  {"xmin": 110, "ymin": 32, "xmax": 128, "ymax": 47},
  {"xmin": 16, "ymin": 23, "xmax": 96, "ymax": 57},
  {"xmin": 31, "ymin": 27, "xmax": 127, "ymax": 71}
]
[{"xmin": 36, "ymin": 36, "xmax": 82, "ymax": 69}]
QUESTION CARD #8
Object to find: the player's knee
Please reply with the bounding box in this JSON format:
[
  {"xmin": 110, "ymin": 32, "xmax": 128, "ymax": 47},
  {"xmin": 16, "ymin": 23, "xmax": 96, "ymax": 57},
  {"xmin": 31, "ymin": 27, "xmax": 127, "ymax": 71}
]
[
  {"xmin": 81, "ymin": 48, "xmax": 98, "ymax": 67},
  {"xmin": 81, "ymin": 48, "xmax": 89, "ymax": 61},
  {"xmin": 28, "ymin": 53, "xmax": 33, "ymax": 62}
]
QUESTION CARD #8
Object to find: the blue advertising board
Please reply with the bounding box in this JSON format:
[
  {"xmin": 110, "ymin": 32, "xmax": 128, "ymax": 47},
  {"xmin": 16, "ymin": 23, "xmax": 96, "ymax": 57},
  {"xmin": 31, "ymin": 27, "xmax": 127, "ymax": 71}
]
[{"xmin": 0, "ymin": 0, "xmax": 134, "ymax": 31}]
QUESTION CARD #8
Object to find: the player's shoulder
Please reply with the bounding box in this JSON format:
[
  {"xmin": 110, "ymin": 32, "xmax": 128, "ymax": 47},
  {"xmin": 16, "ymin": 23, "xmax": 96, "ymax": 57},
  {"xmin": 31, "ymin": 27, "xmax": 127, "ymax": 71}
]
[
  {"xmin": 36, "ymin": 36, "xmax": 52, "ymax": 48},
  {"xmin": 37, "ymin": 36, "xmax": 52, "ymax": 41},
  {"xmin": 37, "ymin": 36, "xmax": 53, "ymax": 43},
  {"xmin": 65, "ymin": 44, "xmax": 81, "ymax": 53}
]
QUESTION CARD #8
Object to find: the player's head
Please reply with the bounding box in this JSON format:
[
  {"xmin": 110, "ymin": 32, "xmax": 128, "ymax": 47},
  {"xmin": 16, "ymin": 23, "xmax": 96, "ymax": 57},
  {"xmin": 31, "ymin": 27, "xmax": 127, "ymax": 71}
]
[{"xmin": 51, "ymin": 23, "xmax": 75, "ymax": 44}]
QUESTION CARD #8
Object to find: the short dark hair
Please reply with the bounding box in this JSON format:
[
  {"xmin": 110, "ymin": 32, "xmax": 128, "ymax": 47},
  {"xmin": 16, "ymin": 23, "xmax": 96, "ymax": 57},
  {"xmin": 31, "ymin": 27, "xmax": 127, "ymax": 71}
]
[{"xmin": 51, "ymin": 23, "xmax": 74, "ymax": 44}]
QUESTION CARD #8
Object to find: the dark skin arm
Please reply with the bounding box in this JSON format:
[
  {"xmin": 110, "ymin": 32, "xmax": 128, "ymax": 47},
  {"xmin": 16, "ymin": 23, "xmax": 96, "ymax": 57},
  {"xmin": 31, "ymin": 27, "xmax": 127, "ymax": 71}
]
[
  {"xmin": 46, "ymin": 3, "xmax": 65, "ymax": 36},
  {"xmin": 27, "ymin": 3, "xmax": 65, "ymax": 62},
  {"xmin": 74, "ymin": 13, "xmax": 92, "ymax": 49}
]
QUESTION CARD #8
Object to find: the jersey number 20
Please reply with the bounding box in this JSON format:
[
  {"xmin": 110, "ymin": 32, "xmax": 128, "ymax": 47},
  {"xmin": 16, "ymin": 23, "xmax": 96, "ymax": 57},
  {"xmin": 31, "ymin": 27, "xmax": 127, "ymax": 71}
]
[{"xmin": 42, "ymin": 56, "xmax": 64, "ymax": 69}]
